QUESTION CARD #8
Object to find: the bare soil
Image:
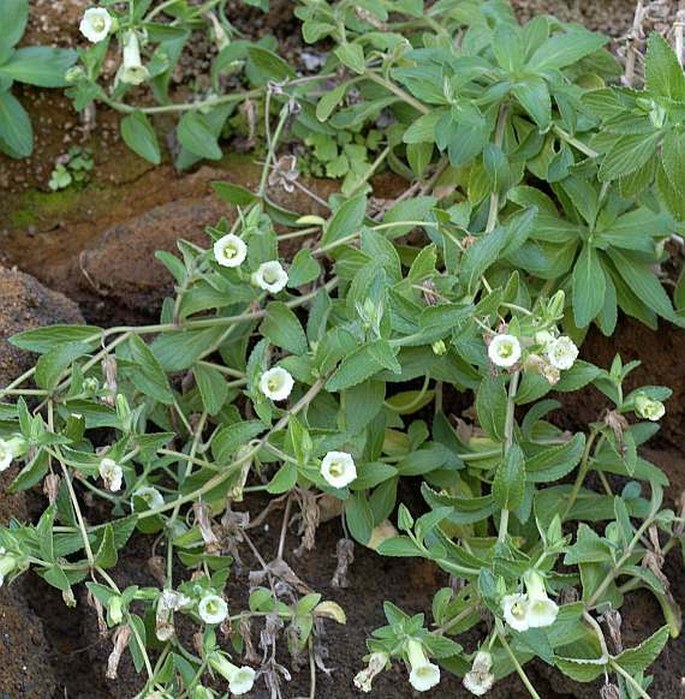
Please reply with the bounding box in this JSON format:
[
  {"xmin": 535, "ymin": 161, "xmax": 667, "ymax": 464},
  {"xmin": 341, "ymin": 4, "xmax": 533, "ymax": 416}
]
[{"xmin": 1, "ymin": 1, "xmax": 684, "ymax": 698}]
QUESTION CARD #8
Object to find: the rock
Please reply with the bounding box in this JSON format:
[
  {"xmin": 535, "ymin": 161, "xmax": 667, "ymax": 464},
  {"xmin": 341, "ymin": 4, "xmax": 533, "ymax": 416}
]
[
  {"xmin": 0, "ymin": 265, "xmax": 83, "ymax": 388},
  {"xmin": 77, "ymin": 196, "xmax": 229, "ymax": 312}
]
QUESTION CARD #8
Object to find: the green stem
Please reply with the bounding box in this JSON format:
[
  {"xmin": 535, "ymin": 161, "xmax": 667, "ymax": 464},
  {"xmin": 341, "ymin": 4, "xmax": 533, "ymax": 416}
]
[
  {"xmin": 364, "ymin": 71, "xmax": 430, "ymax": 114},
  {"xmin": 562, "ymin": 430, "xmax": 599, "ymax": 521},
  {"xmin": 611, "ymin": 662, "xmax": 652, "ymax": 699},
  {"xmin": 498, "ymin": 371, "xmax": 520, "ymax": 544},
  {"xmin": 497, "ymin": 629, "xmax": 542, "ymax": 699}
]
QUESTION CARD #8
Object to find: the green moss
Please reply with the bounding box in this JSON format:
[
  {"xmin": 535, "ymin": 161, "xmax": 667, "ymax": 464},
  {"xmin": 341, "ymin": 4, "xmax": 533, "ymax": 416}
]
[{"xmin": 8, "ymin": 187, "xmax": 82, "ymax": 228}]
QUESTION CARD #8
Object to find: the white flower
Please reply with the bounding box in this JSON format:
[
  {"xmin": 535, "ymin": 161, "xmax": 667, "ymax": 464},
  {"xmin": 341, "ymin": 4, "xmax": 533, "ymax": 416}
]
[
  {"xmin": 523, "ymin": 569, "xmax": 559, "ymax": 629},
  {"xmin": 209, "ymin": 654, "xmax": 256, "ymax": 696},
  {"xmin": 117, "ymin": 31, "xmax": 150, "ymax": 86},
  {"xmin": 259, "ymin": 367, "xmax": 294, "ymax": 402},
  {"xmin": 462, "ymin": 650, "xmax": 495, "ymax": 696},
  {"xmin": 0, "ymin": 436, "xmax": 27, "ymax": 472},
  {"xmin": 545, "ymin": 336, "xmax": 578, "ymax": 371},
  {"xmin": 353, "ymin": 651, "xmax": 389, "ymax": 693},
  {"xmin": 251, "ymin": 260, "xmax": 288, "ymax": 293},
  {"xmin": 132, "ymin": 485, "xmax": 164, "ymax": 510},
  {"xmin": 99, "ymin": 457, "xmax": 123, "ymax": 492},
  {"xmin": 634, "ymin": 394, "xmax": 666, "ymax": 422},
  {"xmin": 502, "ymin": 593, "xmax": 530, "ymax": 632},
  {"xmin": 198, "ymin": 594, "xmax": 228, "ymax": 625},
  {"xmin": 79, "ymin": 7, "xmax": 113, "ymax": 43},
  {"xmin": 406, "ymin": 639, "xmax": 440, "ymax": 692},
  {"xmin": 488, "ymin": 334, "xmax": 522, "ymax": 368},
  {"xmin": 320, "ymin": 451, "xmax": 357, "ymax": 489},
  {"xmin": 534, "ymin": 330, "xmax": 554, "ymax": 349},
  {"xmin": 213, "ymin": 234, "xmax": 247, "ymax": 268},
  {"xmin": 0, "ymin": 440, "xmax": 14, "ymax": 472},
  {"xmin": 0, "ymin": 547, "xmax": 17, "ymax": 587}
]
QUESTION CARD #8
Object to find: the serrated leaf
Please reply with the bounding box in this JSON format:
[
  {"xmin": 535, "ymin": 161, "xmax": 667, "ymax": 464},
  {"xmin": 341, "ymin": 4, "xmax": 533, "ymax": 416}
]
[
  {"xmin": 476, "ymin": 376, "xmax": 507, "ymax": 441},
  {"xmin": 645, "ymin": 33, "xmax": 685, "ymax": 100},
  {"xmin": 493, "ymin": 444, "xmax": 526, "ymax": 510},
  {"xmin": 320, "ymin": 194, "xmax": 367, "ymax": 248},
  {"xmin": 526, "ymin": 433, "xmax": 586, "ymax": 483},
  {"xmin": 598, "ymin": 132, "xmax": 661, "ymax": 182},
  {"xmin": 212, "ymin": 420, "xmax": 264, "ymax": 462},
  {"xmin": 193, "ymin": 363, "xmax": 229, "ymax": 416},
  {"xmin": 335, "ymin": 43, "xmax": 365, "ymax": 74},
  {"xmin": 613, "ymin": 625, "xmax": 670, "ymax": 674},
  {"xmin": 126, "ymin": 334, "xmax": 174, "ymax": 404}
]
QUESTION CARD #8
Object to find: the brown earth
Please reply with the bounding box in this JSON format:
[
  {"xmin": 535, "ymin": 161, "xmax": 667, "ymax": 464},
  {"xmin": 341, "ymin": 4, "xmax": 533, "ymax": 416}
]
[{"xmin": 1, "ymin": 1, "xmax": 684, "ymax": 698}]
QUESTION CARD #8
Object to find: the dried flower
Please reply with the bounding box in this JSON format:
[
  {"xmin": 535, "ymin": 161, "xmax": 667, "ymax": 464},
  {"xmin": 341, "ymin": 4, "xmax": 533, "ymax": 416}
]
[
  {"xmin": 634, "ymin": 393, "xmax": 666, "ymax": 421},
  {"xmin": 406, "ymin": 639, "xmax": 441, "ymax": 692},
  {"xmin": 79, "ymin": 7, "xmax": 113, "ymax": 43},
  {"xmin": 252, "ymin": 260, "xmax": 288, "ymax": 293},
  {"xmin": 155, "ymin": 589, "xmax": 191, "ymax": 641},
  {"xmin": 259, "ymin": 367, "xmax": 294, "ymax": 402},
  {"xmin": 198, "ymin": 594, "xmax": 228, "ymax": 625},
  {"xmin": 213, "ymin": 233, "xmax": 247, "ymax": 268},
  {"xmin": 545, "ymin": 336, "xmax": 579, "ymax": 371},
  {"xmin": 106, "ymin": 625, "xmax": 131, "ymax": 680},
  {"xmin": 353, "ymin": 651, "xmax": 389, "ymax": 693},
  {"xmin": 487, "ymin": 334, "xmax": 522, "ymax": 368},
  {"xmin": 463, "ymin": 650, "xmax": 495, "ymax": 696},
  {"xmin": 117, "ymin": 31, "xmax": 150, "ymax": 86},
  {"xmin": 99, "ymin": 457, "xmax": 123, "ymax": 492},
  {"xmin": 208, "ymin": 654, "xmax": 256, "ymax": 696},
  {"xmin": 320, "ymin": 451, "xmax": 357, "ymax": 489}
]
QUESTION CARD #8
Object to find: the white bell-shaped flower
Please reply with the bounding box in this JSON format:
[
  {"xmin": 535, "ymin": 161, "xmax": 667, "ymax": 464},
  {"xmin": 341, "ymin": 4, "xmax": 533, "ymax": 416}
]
[
  {"xmin": 131, "ymin": 485, "xmax": 165, "ymax": 510},
  {"xmin": 523, "ymin": 569, "xmax": 559, "ymax": 629},
  {"xmin": 545, "ymin": 335, "xmax": 578, "ymax": 371},
  {"xmin": 259, "ymin": 367, "xmax": 294, "ymax": 402},
  {"xmin": 118, "ymin": 31, "xmax": 150, "ymax": 86},
  {"xmin": 198, "ymin": 594, "xmax": 228, "ymax": 625},
  {"xmin": 0, "ymin": 436, "xmax": 27, "ymax": 472},
  {"xmin": 213, "ymin": 234, "xmax": 247, "ymax": 268},
  {"xmin": 79, "ymin": 7, "xmax": 113, "ymax": 43},
  {"xmin": 209, "ymin": 654, "xmax": 256, "ymax": 696},
  {"xmin": 634, "ymin": 393, "xmax": 666, "ymax": 422},
  {"xmin": 99, "ymin": 457, "xmax": 123, "ymax": 492},
  {"xmin": 251, "ymin": 260, "xmax": 288, "ymax": 293},
  {"xmin": 406, "ymin": 639, "xmax": 441, "ymax": 692},
  {"xmin": 488, "ymin": 334, "xmax": 522, "ymax": 368},
  {"xmin": 0, "ymin": 547, "xmax": 18, "ymax": 587},
  {"xmin": 320, "ymin": 451, "xmax": 357, "ymax": 489},
  {"xmin": 502, "ymin": 592, "xmax": 530, "ymax": 632}
]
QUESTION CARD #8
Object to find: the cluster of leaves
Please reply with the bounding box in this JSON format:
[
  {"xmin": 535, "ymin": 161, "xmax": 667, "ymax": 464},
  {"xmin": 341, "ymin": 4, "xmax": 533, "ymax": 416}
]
[
  {"xmin": 2, "ymin": 0, "xmax": 685, "ymax": 697},
  {"xmin": 48, "ymin": 146, "xmax": 94, "ymax": 191},
  {"xmin": 0, "ymin": 0, "xmax": 76, "ymax": 157}
]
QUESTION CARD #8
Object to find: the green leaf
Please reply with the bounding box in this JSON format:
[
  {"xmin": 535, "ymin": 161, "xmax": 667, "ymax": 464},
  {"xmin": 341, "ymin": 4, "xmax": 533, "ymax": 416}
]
[
  {"xmin": 177, "ymin": 111, "xmax": 222, "ymax": 160},
  {"xmin": 193, "ymin": 363, "xmax": 229, "ymax": 416},
  {"xmin": 607, "ymin": 248, "xmax": 675, "ymax": 321},
  {"xmin": 555, "ymin": 656, "xmax": 605, "ymax": 682},
  {"xmin": 120, "ymin": 111, "xmax": 161, "ymax": 165},
  {"xmin": 0, "ymin": 47, "xmax": 77, "ymax": 87},
  {"xmin": 0, "ymin": 90, "xmax": 32, "ymax": 158},
  {"xmin": 660, "ymin": 130, "xmax": 685, "ymax": 196},
  {"xmin": 212, "ymin": 181, "xmax": 258, "ymax": 207},
  {"xmin": 377, "ymin": 535, "xmax": 423, "ymax": 557},
  {"xmin": 320, "ymin": 194, "xmax": 366, "ymax": 249},
  {"xmin": 334, "ymin": 43, "xmax": 365, "ymax": 74},
  {"xmin": 151, "ymin": 326, "xmax": 227, "ymax": 371},
  {"xmin": 492, "ymin": 444, "xmax": 526, "ymax": 510},
  {"xmin": 572, "ymin": 245, "xmax": 605, "ymax": 327},
  {"xmin": 288, "ymin": 248, "xmax": 321, "ymax": 287},
  {"xmin": 267, "ymin": 462, "xmax": 297, "ymax": 494},
  {"xmin": 345, "ymin": 493, "xmax": 373, "ymax": 544},
  {"xmin": 476, "ymin": 376, "xmax": 507, "ymax": 441},
  {"xmin": 247, "ymin": 46, "xmax": 295, "ymax": 83},
  {"xmin": 212, "ymin": 420, "xmax": 264, "ymax": 462},
  {"xmin": 126, "ymin": 334, "xmax": 174, "ymax": 404},
  {"xmin": 34, "ymin": 341, "xmax": 92, "ymax": 390},
  {"xmin": 613, "ymin": 626, "xmax": 670, "ymax": 674},
  {"xmin": 513, "ymin": 77, "xmax": 551, "ymax": 128},
  {"xmin": 645, "ymin": 33, "xmax": 685, "ymax": 100},
  {"xmin": 0, "ymin": 0, "xmax": 28, "ymax": 56},
  {"xmin": 316, "ymin": 83, "xmax": 347, "ymax": 121},
  {"xmin": 326, "ymin": 341, "xmax": 388, "ymax": 392},
  {"xmin": 598, "ymin": 132, "xmax": 661, "ymax": 182},
  {"xmin": 526, "ymin": 433, "xmax": 586, "ymax": 483},
  {"xmin": 527, "ymin": 29, "xmax": 607, "ymax": 71},
  {"xmin": 259, "ymin": 302, "xmax": 308, "ymax": 355},
  {"xmin": 10, "ymin": 324, "xmax": 102, "ymax": 353},
  {"xmin": 94, "ymin": 524, "xmax": 118, "ymax": 568}
]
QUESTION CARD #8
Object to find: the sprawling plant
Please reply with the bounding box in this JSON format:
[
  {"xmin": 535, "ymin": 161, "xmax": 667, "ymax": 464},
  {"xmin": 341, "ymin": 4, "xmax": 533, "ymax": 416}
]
[{"xmin": 1, "ymin": 1, "xmax": 684, "ymax": 698}]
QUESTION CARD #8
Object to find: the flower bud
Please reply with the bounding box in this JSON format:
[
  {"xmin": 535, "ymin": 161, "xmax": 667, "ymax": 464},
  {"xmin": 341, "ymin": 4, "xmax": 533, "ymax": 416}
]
[
  {"xmin": 634, "ymin": 393, "xmax": 666, "ymax": 422},
  {"xmin": 431, "ymin": 340, "xmax": 447, "ymax": 356}
]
